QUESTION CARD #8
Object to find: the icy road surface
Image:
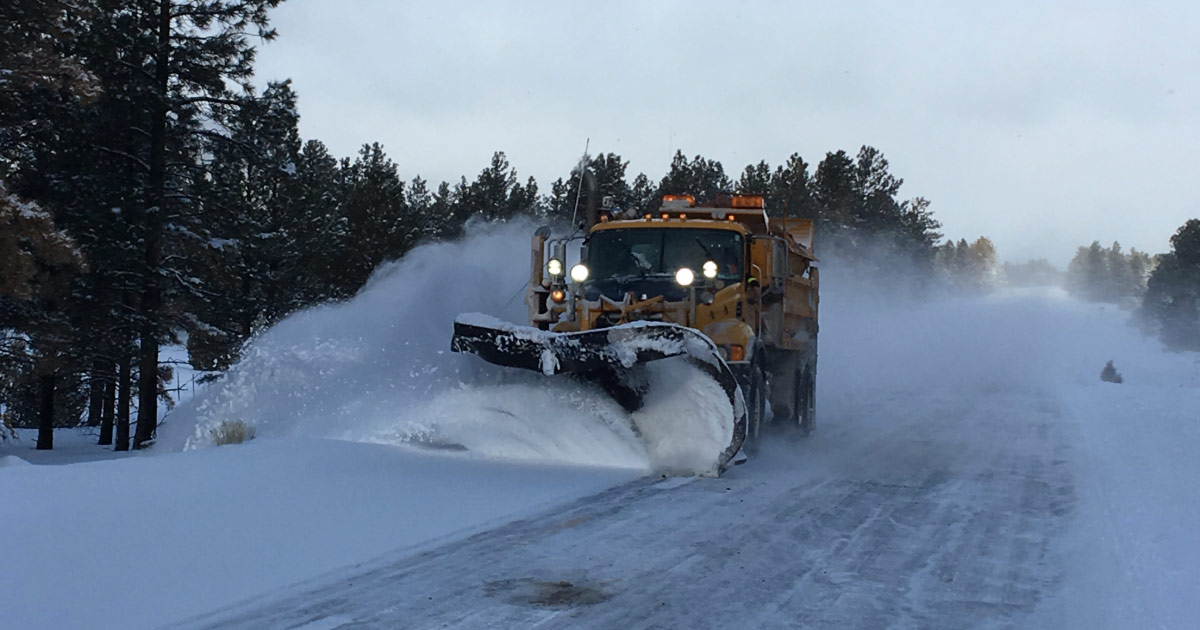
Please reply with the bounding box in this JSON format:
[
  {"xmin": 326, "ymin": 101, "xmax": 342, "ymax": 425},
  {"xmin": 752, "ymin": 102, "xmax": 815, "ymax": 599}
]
[
  {"xmin": 175, "ymin": 387, "xmax": 1071, "ymax": 630},
  {"xmin": 171, "ymin": 288, "xmax": 1200, "ymax": 630}
]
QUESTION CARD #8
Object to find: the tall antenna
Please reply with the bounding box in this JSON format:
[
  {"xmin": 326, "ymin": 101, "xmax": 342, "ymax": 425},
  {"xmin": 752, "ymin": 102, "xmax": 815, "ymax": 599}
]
[{"xmin": 569, "ymin": 137, "xmax": 590, "ymax": 228}]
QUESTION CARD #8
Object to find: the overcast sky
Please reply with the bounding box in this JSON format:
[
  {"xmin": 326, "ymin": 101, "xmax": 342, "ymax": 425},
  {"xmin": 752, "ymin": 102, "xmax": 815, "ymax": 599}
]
[{"xmin": 253, "ymin": 0, "xmax": 1200, "ymax": 265}]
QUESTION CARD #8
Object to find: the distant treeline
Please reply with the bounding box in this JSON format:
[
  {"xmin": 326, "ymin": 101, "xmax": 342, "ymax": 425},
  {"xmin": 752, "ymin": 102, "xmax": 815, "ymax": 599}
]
[{"xmin": 1059, "ymin": 228, "xmax": 1200, "ymax": 352}]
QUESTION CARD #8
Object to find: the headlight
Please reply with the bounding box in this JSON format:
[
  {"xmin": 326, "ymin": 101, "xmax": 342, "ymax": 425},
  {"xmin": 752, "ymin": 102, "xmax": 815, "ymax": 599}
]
[
  {"xmin": 675, "ymin": 267, "xmax": 695, "ymax": 286},
  {"xmin": 702, "ymin": 260, "xmax": 718, "ymax": 279},
  {"xmin": 546, "ymin": 258, "xmax": 564, "ymax": 277},
  {"xmin": 570, "ymin": 263, "xmax": 589, "ymax": 282}
]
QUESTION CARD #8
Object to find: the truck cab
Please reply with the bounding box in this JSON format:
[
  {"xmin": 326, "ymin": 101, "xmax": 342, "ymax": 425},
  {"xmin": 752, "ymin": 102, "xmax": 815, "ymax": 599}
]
[{"xmin": 527, "ymin": 193, "xmax": 820, "ymax": 438}]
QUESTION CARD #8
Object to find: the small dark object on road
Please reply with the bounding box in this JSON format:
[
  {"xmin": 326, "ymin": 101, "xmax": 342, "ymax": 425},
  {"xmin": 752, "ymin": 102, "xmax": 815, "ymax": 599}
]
[{"xmin": 1101, "ymin": 360, "xmax": 1123, "ymax": 384}]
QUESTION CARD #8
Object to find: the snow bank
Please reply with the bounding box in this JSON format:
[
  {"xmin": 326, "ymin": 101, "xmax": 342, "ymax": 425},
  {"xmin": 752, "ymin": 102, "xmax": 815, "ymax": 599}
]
[{"xmin": 0, "ymin": 438, "xmax": 639, "ymax": 630}]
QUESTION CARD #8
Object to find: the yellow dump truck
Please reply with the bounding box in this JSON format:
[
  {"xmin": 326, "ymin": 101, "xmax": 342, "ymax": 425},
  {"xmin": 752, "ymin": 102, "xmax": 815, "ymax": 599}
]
[{"xmin": 452, "ymin": 193, "xmax": 819, "ymax": 470}]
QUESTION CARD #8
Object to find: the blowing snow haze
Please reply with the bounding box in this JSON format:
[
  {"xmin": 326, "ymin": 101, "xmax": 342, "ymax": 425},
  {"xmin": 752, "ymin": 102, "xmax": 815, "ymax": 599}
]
[{"xmin": 256, "ymin": 1, "xmax": 1200, "ymax": 265}]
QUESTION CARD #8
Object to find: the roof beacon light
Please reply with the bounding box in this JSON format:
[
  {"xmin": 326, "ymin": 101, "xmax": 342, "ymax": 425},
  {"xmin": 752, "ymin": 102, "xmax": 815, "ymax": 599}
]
[{"xmin": 730, "ymin": 195, "xmax": 765, "ymax": 209}]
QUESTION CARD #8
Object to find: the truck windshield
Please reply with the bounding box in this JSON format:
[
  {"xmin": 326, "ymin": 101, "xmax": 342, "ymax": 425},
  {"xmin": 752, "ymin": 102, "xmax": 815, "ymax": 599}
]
[{"xmin": 586, "ymin": 228, "xmax": 745, "ymax": 282}]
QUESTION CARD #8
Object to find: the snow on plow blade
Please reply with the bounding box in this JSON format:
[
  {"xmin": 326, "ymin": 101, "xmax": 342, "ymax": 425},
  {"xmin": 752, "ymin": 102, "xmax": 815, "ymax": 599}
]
[{"xmin": 451, "ymin": 314, "xmax": 746, "ymax": 471}]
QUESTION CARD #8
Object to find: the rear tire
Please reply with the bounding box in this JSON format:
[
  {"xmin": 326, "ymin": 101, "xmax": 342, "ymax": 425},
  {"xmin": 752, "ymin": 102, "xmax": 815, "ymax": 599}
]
[
  {"xmin": 743, "ymin": 365, "xmax": 766, "ymax": 453},
  {"xmin": 797, "ymin": 365, "xmax": 816, "ymax": 435}
]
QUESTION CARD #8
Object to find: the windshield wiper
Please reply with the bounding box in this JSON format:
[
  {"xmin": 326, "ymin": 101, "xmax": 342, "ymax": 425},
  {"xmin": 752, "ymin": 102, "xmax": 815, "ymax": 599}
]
[{"xmin": 613, "ymin": 237, "xmax": 650, "ymax": 277}]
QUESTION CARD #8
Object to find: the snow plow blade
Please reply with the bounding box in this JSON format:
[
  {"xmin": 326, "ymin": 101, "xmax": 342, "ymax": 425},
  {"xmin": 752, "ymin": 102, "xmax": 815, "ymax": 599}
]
[{"xmin": 451, "ymin": 314, "xmax": 746, "ymax": 471}]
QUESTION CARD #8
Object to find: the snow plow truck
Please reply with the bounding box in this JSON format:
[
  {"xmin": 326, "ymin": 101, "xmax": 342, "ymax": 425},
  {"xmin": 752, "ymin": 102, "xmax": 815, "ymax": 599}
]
[{"xmin": 451, "ymin": 193, "xmax": 819, "ymax": 473}]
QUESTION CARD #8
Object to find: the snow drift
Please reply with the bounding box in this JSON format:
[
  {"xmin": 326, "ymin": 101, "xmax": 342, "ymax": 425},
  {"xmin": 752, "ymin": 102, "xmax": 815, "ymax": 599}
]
[{"xmin": 157, "ymin": 221, "xmax": 731, "ymax": 475}]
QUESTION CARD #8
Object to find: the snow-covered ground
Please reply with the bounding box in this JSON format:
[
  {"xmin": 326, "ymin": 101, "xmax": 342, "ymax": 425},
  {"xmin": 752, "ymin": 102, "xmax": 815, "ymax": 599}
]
[
  {"xmin": 2, "ymin": 225, "xmax": 1199, "ymax": 629},
  {"xmin": 0, "ymin": 437, "xmax": 637, "ymax": 629}
]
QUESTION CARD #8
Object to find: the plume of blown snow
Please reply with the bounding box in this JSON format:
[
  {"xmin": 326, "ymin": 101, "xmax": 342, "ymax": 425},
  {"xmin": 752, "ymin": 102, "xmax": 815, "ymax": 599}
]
[{"xmin": 157, "ymin": 220, "xmax": 733, "ymax": 475}]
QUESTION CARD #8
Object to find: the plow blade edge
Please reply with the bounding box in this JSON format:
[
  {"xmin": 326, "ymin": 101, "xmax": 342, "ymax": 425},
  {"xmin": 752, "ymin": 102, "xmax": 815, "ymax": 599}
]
[{"xmin": 451, "ymin": 315, "xmax": 746, "ymax": 471}]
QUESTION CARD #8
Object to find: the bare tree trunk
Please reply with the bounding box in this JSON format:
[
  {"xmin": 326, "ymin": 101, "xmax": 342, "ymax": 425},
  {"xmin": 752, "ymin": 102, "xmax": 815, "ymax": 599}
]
[
  {"xmin": 134, "ymin": 0, "xmax": 171, "ymax": 450},
  {"xmin": 35, "ymin": 371, "xmax": 55, "ymax": 450},
  {"xmin": 86, "ymin": 361, "xmax": 104, "ymax": 427},
  {"xmin": 115, "ymin": 353, "xmax": 131, "ymax": 452},
  {"xmin": 98, "ymin": 362, "xmax": 114, "ymax": 446}
]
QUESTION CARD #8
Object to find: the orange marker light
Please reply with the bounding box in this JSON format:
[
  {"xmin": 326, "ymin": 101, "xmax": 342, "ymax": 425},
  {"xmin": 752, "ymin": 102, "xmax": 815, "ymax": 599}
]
[
  {"xmin": 730, "ymin": 195, "xmax": 765, "ymax": 209},
  {"xmin": 727, "ymin": 214, "xmax": 735, "ymax": 221},
  {"xmin": 729, "ymin": 345, "xmax": 745, "ymax": 361},
  {"xmin": 550, "ymin": 289, "xmax": 566, "ymax": 303},
  {"xmin": 661, "ymin": 194, "xmax": 696, "ymax": 207}
]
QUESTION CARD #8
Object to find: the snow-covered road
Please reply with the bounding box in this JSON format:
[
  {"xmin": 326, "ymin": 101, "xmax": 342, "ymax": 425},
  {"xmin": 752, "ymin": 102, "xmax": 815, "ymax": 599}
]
[
  {"xmin": 172, "ymin": 381, "xmax": 1075, "ymax": 629},
  {"xmin": 167, "ymin": 287, "xmax": 1200, "ymax": 630}
]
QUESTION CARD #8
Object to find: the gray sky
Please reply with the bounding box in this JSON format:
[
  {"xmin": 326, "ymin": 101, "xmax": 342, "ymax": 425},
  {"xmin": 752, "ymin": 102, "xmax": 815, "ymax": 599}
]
[{"xmin": 254, "ymin": 0, "xmax": 1200, "ymax": 265}]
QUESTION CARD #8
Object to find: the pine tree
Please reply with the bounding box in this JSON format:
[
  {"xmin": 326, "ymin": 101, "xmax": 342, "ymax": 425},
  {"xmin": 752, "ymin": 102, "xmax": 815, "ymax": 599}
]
[
  {"xmin": 548, "ymin": 152, "xmax": 634, "ymax": 226},
  {"xmin": 67, "ymin": 0, "xmax": 285, "ymax": 448},
  {"xmin": 629, "ymin": 173, "xmax": 657, "ymax": 216},
  {"xmin": 657, "ymin": 151, "xmax": 731, "ymax": 204},
  {"xmin": 770, "ymin": 154, "xmax": 818, "ymax": 220},
  {"xmin": 813, "ymin": 150, "xmax": 856, "ymax": 236},
  {"xmin": 1142, "ymin": 219, "xmax": 1200, "ymax": 351},
  {"xmin": 736, "ymin": 161, "xmax": 772, "ymax": 196},
  {"xmin": 182, "ymin": 80, "xmax": 302, "ymax": 368},
  {"xmin": 288, "ymin": 139, "xmax": 349, "ymax": 302},
  {"xmin": 339, "ymin": 142, "xmax": 410, "ymax": 285}
]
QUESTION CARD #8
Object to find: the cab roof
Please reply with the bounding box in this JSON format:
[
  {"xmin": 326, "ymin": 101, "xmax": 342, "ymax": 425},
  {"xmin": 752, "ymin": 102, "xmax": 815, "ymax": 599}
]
[{"xmin": 589, "ymin": 215, "xmax": 752, "ymax": 237}]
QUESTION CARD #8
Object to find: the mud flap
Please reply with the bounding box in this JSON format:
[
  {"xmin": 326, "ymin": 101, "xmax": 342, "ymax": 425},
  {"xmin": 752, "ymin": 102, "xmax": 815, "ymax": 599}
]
[{"xmin": 451, "ymin": 315, "xmax": 746, "ymax": 471}]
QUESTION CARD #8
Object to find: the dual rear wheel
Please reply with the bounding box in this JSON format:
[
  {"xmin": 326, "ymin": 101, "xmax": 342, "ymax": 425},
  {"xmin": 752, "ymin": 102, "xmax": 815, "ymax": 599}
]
[{"xmin": 741, "ymin": 353, "xmax": 816, "ymax": 453}]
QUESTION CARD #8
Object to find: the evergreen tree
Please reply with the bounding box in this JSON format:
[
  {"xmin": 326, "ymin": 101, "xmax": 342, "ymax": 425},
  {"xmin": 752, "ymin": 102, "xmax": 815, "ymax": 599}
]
[
  {"xmin": 428, "ymin": 181, "xmax": 461, "ymax": 240},
  {"xmin": 549, "ymin": 152, "xmax": 634, "ymax": 226},
  {"xmin": 183, "ymin": 80, "xmax": 302, "ymax": 368},
  {"xmin": 68, "ymin": 0, "xmax": 286, "ymax": 448},
  {"xmin": 0, "ymin": 0, "xmax": 104, "ymax": 443},
  {"xmin": 657, "ymin": 150, "xmax": 731, "ymax": 205},
  {"xmin": 770, "ymin": 154, "xmax": 817, "ymax": 220},
  {"xmin": 1142, "ymin": 219, "xmax": 1200, "ymax": 351},
  {"xmin": 456, "ymin": 151, "xmax": 540, "ymax": 223},
  {"xmin": 813, "ymin": 149, "xmax": 856, "ymax": 236},
  {"xmin": 736, "ymin": 161, "xmax": 772, "ymax": 196},
  {"xmin": 629, "ymin": 173, "xmax": 657, "ymax": 216},
  {"xmin": 340, "ymin": 142, "xmax": 409, "ymax": 286},
  {"xmin": 287, "ymin": 139, "xmax": 349, "ymax": 302}
]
